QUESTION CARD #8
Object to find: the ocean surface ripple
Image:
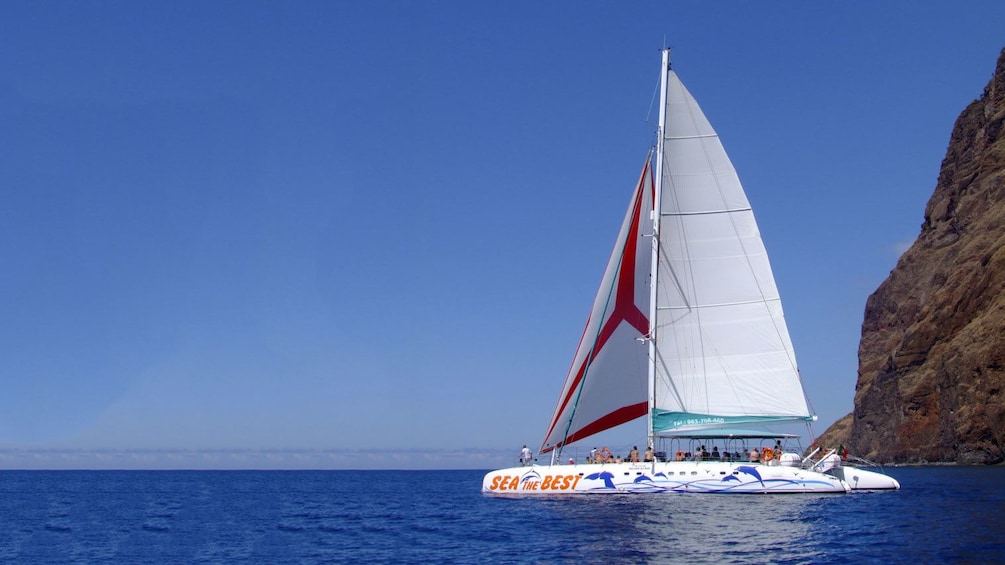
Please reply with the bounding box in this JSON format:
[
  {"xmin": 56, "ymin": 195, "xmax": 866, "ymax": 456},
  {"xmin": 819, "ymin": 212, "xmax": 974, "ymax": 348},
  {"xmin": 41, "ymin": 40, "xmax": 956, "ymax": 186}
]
[{"xmin": 0, "ymin": 467, "xmax": 1002, "ymax": 563}]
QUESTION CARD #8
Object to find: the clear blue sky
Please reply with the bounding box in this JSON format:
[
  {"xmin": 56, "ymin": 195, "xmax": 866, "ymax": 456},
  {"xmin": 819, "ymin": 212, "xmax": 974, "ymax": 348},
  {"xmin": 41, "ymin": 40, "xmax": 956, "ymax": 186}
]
[{"xmin": 2, "ymin": 2, "xmax": 1003, "ymax": 469}]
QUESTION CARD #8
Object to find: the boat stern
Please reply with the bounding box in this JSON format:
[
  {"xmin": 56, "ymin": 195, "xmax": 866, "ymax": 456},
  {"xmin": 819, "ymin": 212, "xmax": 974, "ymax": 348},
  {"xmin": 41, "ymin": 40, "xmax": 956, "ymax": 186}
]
[{"xmin": 832, "ymin": 466, "xmax": 900, "ymax": 490}]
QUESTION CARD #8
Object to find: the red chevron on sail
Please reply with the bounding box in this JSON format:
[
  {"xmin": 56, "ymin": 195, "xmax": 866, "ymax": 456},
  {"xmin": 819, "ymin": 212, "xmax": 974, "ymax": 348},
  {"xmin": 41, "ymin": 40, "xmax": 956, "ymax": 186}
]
[{"xmin": 540, "ymin": 160, "xmax": 652, "ymax": 453}]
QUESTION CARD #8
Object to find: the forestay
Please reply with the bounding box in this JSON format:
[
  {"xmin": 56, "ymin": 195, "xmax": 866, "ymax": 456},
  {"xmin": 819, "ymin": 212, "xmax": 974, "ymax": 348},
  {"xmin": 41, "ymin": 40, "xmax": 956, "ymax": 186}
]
[{"xmin": 539, "ymin": 160, "xmax": 653, "ymax": 454}]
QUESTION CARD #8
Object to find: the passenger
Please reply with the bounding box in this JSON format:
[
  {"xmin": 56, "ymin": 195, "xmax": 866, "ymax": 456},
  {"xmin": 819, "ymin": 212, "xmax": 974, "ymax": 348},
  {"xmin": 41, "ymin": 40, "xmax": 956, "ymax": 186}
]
[
  {"xmin": 615, "ymin": 455, "xmax": 623, "ymax": 463},
  {"xmin": 629, "ymin": 446, "xmax": 640, "ymax": 463},
  {"xmin": 675, "ymin": 450, "xmax": 685, "ymax": 461},
  {"xmin": 748, "ymin": 448, "xmax": 760, "ymax": 462},
  {"xmin": 644, "ymin": 446, "xmax": 655, "ymax": 462},
  {"xmin": 590, "ymin": 447, "xmax": 598, "ymax": 462},
  {"xmin": 711, "ymin": 446, "xmax": 721, "ymax": 460},
  {"xmin": 520, "ymin": 445, "xmax": 533, "ymax": 466}
]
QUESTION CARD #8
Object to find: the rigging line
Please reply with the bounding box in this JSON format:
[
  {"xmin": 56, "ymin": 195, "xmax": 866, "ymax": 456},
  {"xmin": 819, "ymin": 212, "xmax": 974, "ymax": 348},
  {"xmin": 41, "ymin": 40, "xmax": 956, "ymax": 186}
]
[
  {"xmin": 660, "ymin": 95, "xmax": 708, "ymax": 415},
  {"xmin": 718, "ymin": 186, "xmax": 802, "ymax": 383},
  {"xmin": 679, "ymin": 77, "xmax": 804, "ymax": 417},
  {"xmin": 800, "ymin": 368, "xmax": 817, "ymax": 418},
  {"xmin": 659, "ymin": 296, "xmax": 781, "ymax": 310},
  {"xmin": 661, "ymin": 212, "xmax": 702, "ymax": 411},
  {"xmin": 649, "ymin": 59, "xmax": 669, "ymax": 448},
  {"xmin": 663, "ymin": 207, "xmax": 752, "ymax": 217},
  {"xmin": 651, "ymin": 330, "xmax": 686, "ymax": 416},
  {"xmin": 645, "ymin": 59, "xmax": 664, "ymax": 128},
  {"xmin": 677, "ymin": 81, "xmax": 727, "ymax": 416},
  {"xmin": 665, "ymin": 133, "xmax": 719, "ymax": 140},
  {"xmin": 645, "ymin": 142, "xmax": 660, "ymax": 450},
  {"xmin": 551, "ymin": 155, "xmax": 653, "ymax": 455},
  {"xmin": 666, "ymin": 75, "xmax": 791, "ymax": 418},
  {"xmin": 651, "ymin": 221, "xmax": 691, "ymax": 412},
  {"xmin": 677, "ymin": 88, "xmax": 800, "ymax": 386}
]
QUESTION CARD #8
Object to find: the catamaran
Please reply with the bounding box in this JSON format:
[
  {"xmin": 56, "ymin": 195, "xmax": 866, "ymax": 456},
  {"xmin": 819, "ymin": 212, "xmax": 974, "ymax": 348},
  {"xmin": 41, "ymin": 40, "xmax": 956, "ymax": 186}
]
[{"xmin": 483, "ymin": 49, "xmax": 899, "ymax": 494}]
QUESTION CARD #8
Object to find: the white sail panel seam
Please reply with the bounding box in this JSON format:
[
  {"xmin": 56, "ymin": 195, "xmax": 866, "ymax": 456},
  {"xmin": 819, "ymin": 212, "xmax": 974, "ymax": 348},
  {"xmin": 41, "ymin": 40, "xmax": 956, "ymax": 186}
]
[
  {"xmin": 658, "ymin": 297, "xmax": 782, "ymax": 310},
  {"xmin": 665, "ymin": 134, "xmax": 718, "ymax": 140},
  {"xmin": 661, "ymin": 208, "xmax": 752, "ymax": 217}
]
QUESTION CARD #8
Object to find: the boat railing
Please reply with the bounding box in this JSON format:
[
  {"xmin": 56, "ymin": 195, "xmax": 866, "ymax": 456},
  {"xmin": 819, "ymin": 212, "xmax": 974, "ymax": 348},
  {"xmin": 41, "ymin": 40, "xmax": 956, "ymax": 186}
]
[
  {"xmin": 800, "ymin": 446, "xmax": 821, "ymax": 467},
  {"xmin": 843, "ymin": 455, "xmax": 886, "ymax": 469},
  {"xmin": 804, "ymin": 448, "xmax": 838, "ymax": 472}
]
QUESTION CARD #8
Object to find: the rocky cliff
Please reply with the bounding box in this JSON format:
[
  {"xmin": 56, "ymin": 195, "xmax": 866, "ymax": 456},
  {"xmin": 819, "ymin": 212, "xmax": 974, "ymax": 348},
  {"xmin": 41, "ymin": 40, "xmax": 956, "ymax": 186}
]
[{"xmin": 817, "ymin": 47, "xmax": 1005, "ymax": 464}]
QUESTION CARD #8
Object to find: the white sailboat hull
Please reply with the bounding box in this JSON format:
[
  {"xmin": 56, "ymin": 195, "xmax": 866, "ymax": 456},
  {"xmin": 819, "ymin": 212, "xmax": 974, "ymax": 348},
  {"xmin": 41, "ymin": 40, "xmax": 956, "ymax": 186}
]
[
  {"xmin": 824, "ymin": 466, "xmax": 901, "ymax": 490},
  {"xmin": 487, "ymin": 50, "xmax": 902, "ymax": 495},
  {"xmin": 483, "ymin": 462, "xmax": 850, "ymax": 494}
]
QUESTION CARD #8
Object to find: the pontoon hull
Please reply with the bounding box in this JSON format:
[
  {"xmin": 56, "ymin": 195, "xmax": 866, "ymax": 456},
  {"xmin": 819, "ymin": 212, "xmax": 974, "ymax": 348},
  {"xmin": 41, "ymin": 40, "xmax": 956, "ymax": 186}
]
[
  {"xmin": 825, "ymin": 466, "xmax": 900, "ymax": 490},
  {"xmin": 483, "ymin": 462, "xmax": 850, "ymax": 494}
]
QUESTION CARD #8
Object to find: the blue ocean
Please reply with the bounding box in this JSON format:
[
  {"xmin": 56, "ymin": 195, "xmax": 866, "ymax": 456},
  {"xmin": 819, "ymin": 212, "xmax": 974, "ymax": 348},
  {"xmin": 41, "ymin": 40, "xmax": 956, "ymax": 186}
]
[{"xmin": 0, "ymin": 467, "xmax": 1001, "ymax": 563}]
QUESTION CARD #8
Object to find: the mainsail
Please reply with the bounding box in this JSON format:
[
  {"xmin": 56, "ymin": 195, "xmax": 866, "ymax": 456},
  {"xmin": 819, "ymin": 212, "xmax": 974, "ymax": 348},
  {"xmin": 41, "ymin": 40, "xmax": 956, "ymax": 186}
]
[
  {"xmin": 540, "ymin": 52, "xmax": 813, "ymax": 455},
  {"xmin": 651, "ymin": 68, "xmax": 812, "ymax": 433},
  {"xmin": 539, "ymin": 160, "xmax": 653, "ymax": 454}
]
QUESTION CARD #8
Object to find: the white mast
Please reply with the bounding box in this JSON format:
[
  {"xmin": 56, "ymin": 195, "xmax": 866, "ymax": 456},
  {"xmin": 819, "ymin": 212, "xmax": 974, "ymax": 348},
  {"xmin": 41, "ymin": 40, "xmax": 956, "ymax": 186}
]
[{"xmin": 647, "ymin": 48, "xmax": 670, "ymax": 450}]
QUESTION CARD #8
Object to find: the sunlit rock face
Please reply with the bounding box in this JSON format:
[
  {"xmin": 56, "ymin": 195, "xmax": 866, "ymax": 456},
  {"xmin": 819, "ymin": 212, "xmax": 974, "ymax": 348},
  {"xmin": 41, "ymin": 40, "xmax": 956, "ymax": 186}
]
[{"xmin": 820, "ymin": 48, "xmax": 1005, "ymax": 464}]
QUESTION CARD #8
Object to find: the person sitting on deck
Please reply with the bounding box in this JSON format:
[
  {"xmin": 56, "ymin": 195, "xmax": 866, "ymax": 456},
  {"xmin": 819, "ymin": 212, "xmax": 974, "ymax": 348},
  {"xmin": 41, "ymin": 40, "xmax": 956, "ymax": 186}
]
[
  {"xmin": 595, "ymin": 447, "xmax": 611, "ymax": 464},
  {"xmin": 748, "ymin": 448, "xmax": 760, "ymax": 462},
  {"xmin": 711, "ymin": 446, "xmax": 721, "ymax": 460},
  {"xmin": 629, "ymin": 446, "xmax": 640, "ymax": 463},
  {"xmin": 644, "ymin": 446, "xmax": 655, "ymax": 462}
]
